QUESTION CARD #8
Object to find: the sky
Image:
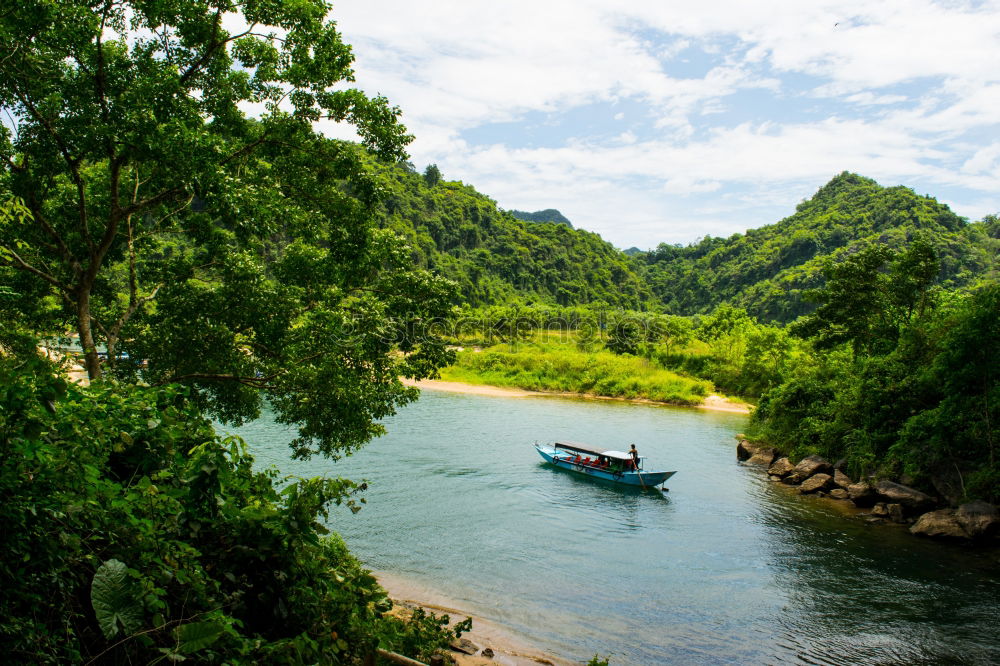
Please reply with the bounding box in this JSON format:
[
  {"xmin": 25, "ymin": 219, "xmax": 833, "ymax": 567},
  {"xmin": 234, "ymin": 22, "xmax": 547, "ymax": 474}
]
[{"xmin": 321, "ymin": 0, "xmax": 1000, "ymax": 250}]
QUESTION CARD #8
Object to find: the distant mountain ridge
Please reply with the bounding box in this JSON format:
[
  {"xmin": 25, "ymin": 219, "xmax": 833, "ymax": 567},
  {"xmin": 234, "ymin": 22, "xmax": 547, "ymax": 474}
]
[
  {"xmin": 508, "ymin": 208, "xmax": 573, "ymax": 228},
  {"xmin": 371, "ymin": 158, "xmax": 997, "ymax": 321},
  {"xmin": 633, "ymin": 172, "xmax": 997, "ymax": 321}
]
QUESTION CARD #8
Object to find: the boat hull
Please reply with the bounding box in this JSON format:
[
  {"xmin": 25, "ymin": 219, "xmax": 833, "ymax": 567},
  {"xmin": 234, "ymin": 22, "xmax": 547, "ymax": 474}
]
[{"xmin": 535, "ymin": 445, "xmax": 675, "ymax": 487}]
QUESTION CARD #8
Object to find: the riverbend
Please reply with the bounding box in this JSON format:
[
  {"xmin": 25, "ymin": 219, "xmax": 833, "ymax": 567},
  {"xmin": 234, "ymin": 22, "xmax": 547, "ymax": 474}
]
[{"xmin": 230, "ymin": 390, "xmax": 1000, "ymax": 665}]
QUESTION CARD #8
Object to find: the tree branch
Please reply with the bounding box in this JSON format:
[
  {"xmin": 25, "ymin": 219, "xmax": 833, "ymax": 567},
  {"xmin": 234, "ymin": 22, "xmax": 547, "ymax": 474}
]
[
  {"xmin": 25, "ymin": 193, "xmax": 82, "ymax": 278},
  {"xmin": 220, "ymin": 133, "xmax": 269, "ymax": 166},
  {"xmin": 178, "ymin": 11, "xmax": 256, "ymax": 86},
  {"xmin": 159, "ymin": 372, "xmax": 279, "ymax": 388},
  {"xmin": 95, "ymin": 2, "xmax": 113, "ymax": 150},
  {"xmin": 162, "ymin": 353, "xmax": 324, "ymax": 387},
  {"xmin": 0, "ymin": 42, "xmax": 21, "ymax": 69},
  {"xmin": 91, "ymin": 315, "xmax": 110, "ymax": 342},
  {"xmin": 119, "ymin": 187, "xmax": 187, "ymax": 220},
  {"xmin": 83, "ymin": 184, "xmax": 184, "ymax": 287},
  {"xmin": 11, "ymin": 87, "xmax": 83, "ymax": 192},
  {"xmin": 1, "ymin": 246, "xmax": 74, "ymax": 294},
  {"xmin": 10, "ymin": 86, "xmax": 93, "ymax": 255},
  {"xmin": 107, "ymin": 212, "xmax": 162, "ymax": 346}
]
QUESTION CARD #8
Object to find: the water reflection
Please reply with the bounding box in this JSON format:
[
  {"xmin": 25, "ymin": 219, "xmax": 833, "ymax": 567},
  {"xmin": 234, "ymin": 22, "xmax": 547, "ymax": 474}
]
[
  {"xmin": 751, "ymin": 474, "xmax": 1000, "ymax": 665},
  {"xmin": 534, "ymin": 465, "xmax": 671, "ymax": 532}
]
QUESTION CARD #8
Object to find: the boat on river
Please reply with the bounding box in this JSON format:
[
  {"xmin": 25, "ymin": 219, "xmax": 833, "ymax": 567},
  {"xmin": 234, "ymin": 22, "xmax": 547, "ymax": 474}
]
[{"xmin": 534, "ymin": 441, "xmax": 676, "ymax": 488}]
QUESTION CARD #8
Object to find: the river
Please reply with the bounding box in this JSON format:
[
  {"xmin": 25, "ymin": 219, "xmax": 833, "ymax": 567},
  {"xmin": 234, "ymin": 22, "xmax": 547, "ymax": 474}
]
[{"xmin": 230, "ymin": 389, "xmax": 1000, "ymax": 665}]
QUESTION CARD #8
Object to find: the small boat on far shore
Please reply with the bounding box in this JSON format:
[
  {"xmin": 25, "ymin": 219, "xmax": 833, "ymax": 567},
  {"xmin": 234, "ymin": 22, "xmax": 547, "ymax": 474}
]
[{"xmin": 534, "ymin": 441, "xmax": 676, "ymax": 488}]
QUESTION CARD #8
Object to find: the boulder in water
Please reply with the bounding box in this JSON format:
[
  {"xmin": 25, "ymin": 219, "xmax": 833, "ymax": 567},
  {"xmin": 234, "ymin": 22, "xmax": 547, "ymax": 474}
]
[
  {"xmin": 748, "ymin": 447, "xmax": 777, "ymax": 466},
  {"xmin": 829, "ymin": 488, "xmax": 849, "ymax": 500},
  {"xmin": 848, "ymin": 481, "xmax": 877, "ymax": 508},
  {"xmin": 833, "ymin": 469, "xmax": 853, "ymax": 489},
  {"xmin": 736, "ymin": 439, "xmax": 754, "ymax": 460},
  {"xmin": 768, "ymin": 457, "xmax": 795, "ymax": 477},
  {"xmin": 787, "ymin": 455, "xmax": 832, "ymax": 484},
  {"xmin": 799, "ymin": 473, "xmax": 833, "ymax": 494},
  {"xmin": 737, "ymin": 439, "xmax": 773, "ymax": 462},
  {"xmin": 910, "ymin": 509, "xmax": 969, "ymax": 539},
  {"xmin": 955, "ymin": 501, "xmax": 1000, "ymax": 540},
  {"xmin": 874, "ymin": 480, "xmax": 936, "ymax": 513}
]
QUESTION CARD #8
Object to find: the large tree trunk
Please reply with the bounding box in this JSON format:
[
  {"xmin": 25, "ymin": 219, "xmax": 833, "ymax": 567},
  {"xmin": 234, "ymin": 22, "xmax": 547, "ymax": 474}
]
[{"xmin": 77, "ymin": 288, "xmax": 102, "ymax": 380}]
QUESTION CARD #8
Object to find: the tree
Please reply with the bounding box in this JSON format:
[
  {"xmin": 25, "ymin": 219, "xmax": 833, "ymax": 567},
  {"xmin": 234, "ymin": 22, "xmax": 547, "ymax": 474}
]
[
  {"xmin": 653, "ymin": 315, "xmax": 694, "ymax": 354},
  {"xmin": 606, "ymin": 315, "xmax": 641, "ymax": 355},
  {"xmin": 792, "ymin": 242, "xmax": 940, "ymax": 357},
  {"xmin": 0, "ymin": 0, "xmax": 454, "ymax": 459},
  {"xmin": 896, "ymin": 284, "xmax": 1000, "ymax": 501},
  {"xmin": 889, "ymin": 238, "xmax": 939, "ymax": 324},
  {"xmin": 423, "ymin": 163, "xmax": 442, "ymax": 187},
  {"xmin": 792, "ymin": 245, "xmax": 895, "ymax": 356}
]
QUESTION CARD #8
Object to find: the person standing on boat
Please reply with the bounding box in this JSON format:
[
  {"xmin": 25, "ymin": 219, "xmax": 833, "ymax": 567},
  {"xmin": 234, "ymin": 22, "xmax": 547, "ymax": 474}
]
[{"xmin": 628, "ymin": 444, "xmax": 639, "ymax": 470}]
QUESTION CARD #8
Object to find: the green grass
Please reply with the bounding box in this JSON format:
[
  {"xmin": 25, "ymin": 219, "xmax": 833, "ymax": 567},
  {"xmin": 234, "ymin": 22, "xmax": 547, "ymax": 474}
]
[{"xmin": 440, "ymin": 341, "xmax": 713, "ymax": 405}]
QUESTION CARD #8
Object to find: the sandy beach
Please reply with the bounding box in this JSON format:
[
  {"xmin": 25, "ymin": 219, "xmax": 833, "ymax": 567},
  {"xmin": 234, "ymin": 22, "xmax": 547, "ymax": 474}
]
[
  {"xmin": 401, "ymin": 377, "xmax": 752, "ymax": 414},
  {"xmin": 376, "ymin": 572, "xmax": 574, "ymax": 666}
]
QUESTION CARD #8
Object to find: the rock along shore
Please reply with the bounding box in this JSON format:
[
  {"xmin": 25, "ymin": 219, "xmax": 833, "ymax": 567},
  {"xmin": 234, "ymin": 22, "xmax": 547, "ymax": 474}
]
[{"xmin": 736, "ymin": 438, "xmax": 1000, "ymax": 544}]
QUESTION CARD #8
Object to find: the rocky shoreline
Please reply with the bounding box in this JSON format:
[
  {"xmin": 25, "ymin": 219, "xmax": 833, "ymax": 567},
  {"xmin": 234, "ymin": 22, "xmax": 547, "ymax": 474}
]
[{"xmin": 736, "ymin": 438, "xmax": 1000, "ymax": 543}]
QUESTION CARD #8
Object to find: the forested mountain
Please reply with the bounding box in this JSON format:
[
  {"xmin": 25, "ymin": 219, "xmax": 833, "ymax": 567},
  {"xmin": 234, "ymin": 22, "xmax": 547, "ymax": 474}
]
[
  {"xmin": 508, "ymin": 208, "xmax": 574, "ymax": 227},
  {"xmin": 374, "ymin": 164, "xmax": 649, "ymax": 308},
  {"xmin": 372, "ymin": 160, "xmax": 997, "ymax": 322},
  {"xmin": 634, "ymin": 173, "xmax": 999, "ymax": 322}
]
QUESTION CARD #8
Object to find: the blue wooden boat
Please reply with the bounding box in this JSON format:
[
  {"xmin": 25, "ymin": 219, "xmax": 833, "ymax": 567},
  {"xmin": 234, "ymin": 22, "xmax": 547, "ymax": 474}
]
[{"xmin": 534, "ymin": 441, "xmax": 676, "ymax": 488}]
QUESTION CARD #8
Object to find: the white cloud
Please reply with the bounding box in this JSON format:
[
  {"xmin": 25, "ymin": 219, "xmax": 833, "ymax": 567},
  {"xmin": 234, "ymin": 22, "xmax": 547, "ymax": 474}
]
[
  {"xmin": 844, "ymin": 92, "xmax": 909, "ymax": 106},
  {"xmin": 961, "ymin": 143, "xmax": 1000, "ymax": 176},
  {"xmin": 326, "ymin": 0, "xmax": 1000, "ymax": 247},
  {"xmin": 617, "ymin": 131, "xmax": 637, "ymax": 144}
]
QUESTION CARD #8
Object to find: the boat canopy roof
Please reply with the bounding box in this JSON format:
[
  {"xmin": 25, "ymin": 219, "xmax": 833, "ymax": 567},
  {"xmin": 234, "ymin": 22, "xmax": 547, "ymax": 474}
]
[{"xmin": 553, "ymin": 441, "xmax": 633, "ymax": 461}]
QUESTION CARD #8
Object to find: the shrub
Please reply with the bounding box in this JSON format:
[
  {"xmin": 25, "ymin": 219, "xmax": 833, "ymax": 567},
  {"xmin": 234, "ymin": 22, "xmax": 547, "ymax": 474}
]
[{"xmin": 0, "ymin": 352, "xmax": 463, "ymax": 662}]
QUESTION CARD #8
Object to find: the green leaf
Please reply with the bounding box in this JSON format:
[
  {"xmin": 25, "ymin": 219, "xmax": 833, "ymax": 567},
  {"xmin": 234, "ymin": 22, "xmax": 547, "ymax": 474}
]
[
  {"xmin": 158, "ymin": 647, "xmax": 188, "ymax": 662},
  {"xmin": 175, "ymin": 621, "xmax": 225, "ymax": 653},
  {"xmin": 91, "ymin": 559, "xmax": 143, "ymax": 639}
]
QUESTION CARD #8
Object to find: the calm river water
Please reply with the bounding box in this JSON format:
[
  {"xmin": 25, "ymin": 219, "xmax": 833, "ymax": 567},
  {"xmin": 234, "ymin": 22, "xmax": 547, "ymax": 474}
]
[{"xmin": 230, "ymin": 390, "xmax": 1000, "ymax": 665}]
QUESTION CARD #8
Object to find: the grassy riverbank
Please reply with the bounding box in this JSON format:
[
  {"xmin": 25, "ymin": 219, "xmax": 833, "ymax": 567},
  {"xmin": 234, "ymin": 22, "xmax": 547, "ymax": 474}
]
[{"xmin": 439, "ymin": 342, "xmax": 714, "ymax": 405}]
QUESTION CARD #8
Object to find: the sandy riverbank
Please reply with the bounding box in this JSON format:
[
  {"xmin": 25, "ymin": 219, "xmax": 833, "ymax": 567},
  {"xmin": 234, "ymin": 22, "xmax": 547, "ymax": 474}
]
[
  {"xmin": 376, "ymin": 572, "xmax": 573, "ymax": 666},
  {"xmin": 401, "ymin": 377, "xmax": 752, "ymax": 415}
]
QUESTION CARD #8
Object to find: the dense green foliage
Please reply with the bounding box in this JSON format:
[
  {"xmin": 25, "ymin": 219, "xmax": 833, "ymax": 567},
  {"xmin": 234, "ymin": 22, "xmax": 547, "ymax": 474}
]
[
  {"xmin": 0, "ymin": 348, "xmax": 466, "ymax": 663},
  {"xmin": 0, "ymin": 2, "xmax": 467, "ymax": 662},
  {"xmin": 634, "ymin": 173, "xmax": 998, "ymax": 322},
  {"xmin": 0, "ymin": 0, "xmax": 454, "ymax": 460},
  {"xmin": 443, "ymin": 341, "xmax": 712, "ymax": 405},
  {"xmin": 750, "ymin": 246, "xmax": 999, "ymax": 503},
  {"xmin": 365, "ymin": 167, "xmax": 996, "ymax": 324},
  {"xmin": 508, "ymin": 208, "xmax": 574, "ymax": 227},
  {"xmin": 440, "ymin": 303, "xmax": 795, "ymax": 403},
  {"xmin": 373, "ymin": 164, "xmax": 650, "ymax": 308}
]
